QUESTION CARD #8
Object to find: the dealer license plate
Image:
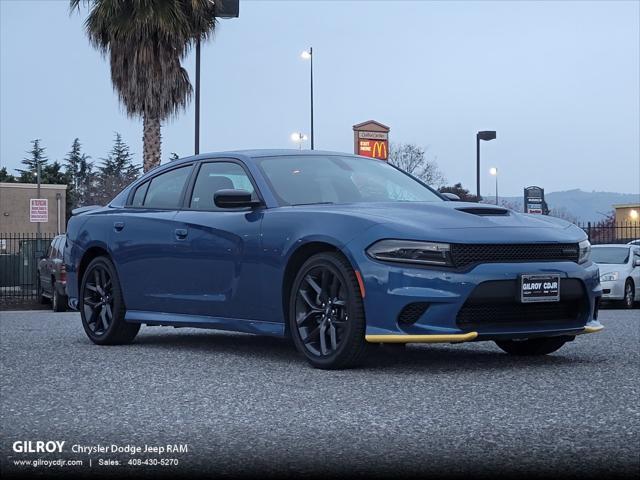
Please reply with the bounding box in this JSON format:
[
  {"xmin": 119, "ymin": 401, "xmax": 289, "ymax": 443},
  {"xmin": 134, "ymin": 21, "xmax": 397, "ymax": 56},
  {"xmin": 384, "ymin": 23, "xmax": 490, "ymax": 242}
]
[{"xmin": 520, "ymin": 274, "xmax": 561, "ymax": 303}]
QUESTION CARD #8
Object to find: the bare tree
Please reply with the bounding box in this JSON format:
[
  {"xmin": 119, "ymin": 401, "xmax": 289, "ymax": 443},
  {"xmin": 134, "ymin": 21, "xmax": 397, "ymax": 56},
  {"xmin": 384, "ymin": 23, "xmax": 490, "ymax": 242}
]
[
  {"xmin": 549, "ymin": 206, "xmax": 578, "ymax": 224},
  {"xmin": 388, "ymin": 143, "xmax": 445, "ymax": 187}
]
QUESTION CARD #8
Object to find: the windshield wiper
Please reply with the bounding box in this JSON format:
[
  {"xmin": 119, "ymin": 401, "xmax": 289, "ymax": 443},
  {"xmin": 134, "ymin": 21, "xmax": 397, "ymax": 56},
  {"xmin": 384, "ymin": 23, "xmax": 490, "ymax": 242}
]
[{"xmin": 291, "ymin": 202, "xmax": 334, "ymax": 206}]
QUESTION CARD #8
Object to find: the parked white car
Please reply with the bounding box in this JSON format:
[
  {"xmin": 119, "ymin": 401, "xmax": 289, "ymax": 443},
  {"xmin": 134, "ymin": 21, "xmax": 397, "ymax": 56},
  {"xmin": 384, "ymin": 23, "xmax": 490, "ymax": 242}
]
[
  {"xmin": 627, "ymin": 239, "xmax": 640, "ymax": 246},
  {"xmin": 592, "ymin": 244, "xmax": 640, "ymax": 308}
]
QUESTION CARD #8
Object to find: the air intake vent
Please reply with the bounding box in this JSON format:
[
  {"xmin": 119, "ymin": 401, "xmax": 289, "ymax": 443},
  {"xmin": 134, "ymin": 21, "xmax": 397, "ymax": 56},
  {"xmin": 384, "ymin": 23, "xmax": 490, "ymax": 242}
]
[
  {"xmin": 398, "ymin": 302, "xmax": 430, "ymax": 325},
  {"xmin": 456, "ymin": 207, "xmax": 509, "ymax": 216}
]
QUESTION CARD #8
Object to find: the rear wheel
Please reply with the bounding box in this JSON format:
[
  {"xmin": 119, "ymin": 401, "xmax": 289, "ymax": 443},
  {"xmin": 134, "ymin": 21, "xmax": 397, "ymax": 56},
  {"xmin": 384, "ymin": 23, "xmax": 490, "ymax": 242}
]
[
  {"xmin": 52, "ymin": 282, "xmax": 67, "ymax": 312},
  {"xmin": 80, "ymin": 256, "xmax": 139, "ymax": 345},
  {"xmin": 495, "ymin": 336, "xmax": 569, "ymax": 356},
  {"xmin": 289, "ymin": 252, "xmax": 368, "ymax": 369},
  {"xmin": 38, "ymin": 278, "xmax": 49, "ymax": 305}
]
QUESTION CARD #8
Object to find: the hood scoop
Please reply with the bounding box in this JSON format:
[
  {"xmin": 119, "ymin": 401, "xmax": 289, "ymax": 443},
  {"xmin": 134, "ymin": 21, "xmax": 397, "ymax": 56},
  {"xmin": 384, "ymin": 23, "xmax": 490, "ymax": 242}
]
[{"xmin": 456, "ymin": 207, "xmax": 510, "ymax": 216}]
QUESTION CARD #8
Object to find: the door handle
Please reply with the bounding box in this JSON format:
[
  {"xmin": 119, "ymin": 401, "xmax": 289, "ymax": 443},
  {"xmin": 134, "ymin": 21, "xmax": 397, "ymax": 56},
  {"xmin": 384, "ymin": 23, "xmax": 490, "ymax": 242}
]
[
  {"xmin": 175, "ymin": 228, "xmax": 188, "ymax": 239},
  {"xmin": 113, "ymin": 221, "xmax": 125, "ymax": 232}
]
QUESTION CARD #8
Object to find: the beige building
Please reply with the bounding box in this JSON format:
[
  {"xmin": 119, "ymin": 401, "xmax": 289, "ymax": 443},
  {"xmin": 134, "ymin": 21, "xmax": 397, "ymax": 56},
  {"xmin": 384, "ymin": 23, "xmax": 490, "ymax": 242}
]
[
  {"xmin": 612, "ymin": 203, "xmax": 639, "ymax": 242},
  {"xmin": 613, "ymin": 203, "xmax": 640, "ymax": 226},
  {"xmin": 0, "ymin": 182, "xmax": 67, "ymax": 235}
]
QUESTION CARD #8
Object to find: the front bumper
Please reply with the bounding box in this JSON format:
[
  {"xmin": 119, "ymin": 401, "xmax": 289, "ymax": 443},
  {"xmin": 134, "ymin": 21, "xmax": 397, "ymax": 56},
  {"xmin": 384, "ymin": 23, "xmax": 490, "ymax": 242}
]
[
  {"xmin": 599, "ymin": 280, "xmax": 625, "ymax": 300},
  {"xmin": 356, "ymin": 255, "xmax": 602, "ymax": 341}
]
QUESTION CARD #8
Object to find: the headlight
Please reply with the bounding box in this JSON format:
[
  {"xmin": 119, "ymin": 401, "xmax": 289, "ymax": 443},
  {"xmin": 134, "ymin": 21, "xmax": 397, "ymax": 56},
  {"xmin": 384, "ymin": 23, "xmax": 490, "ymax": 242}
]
[
  {"xmin": 578, "ymin": 239, "xmax": 591, "ymax": 264},
  {"xmin": 600, "ymin": 272, "xmax": 619, "ymax": 282},
  {"xmin": 366, "ymin": 240, "xmax": 452, "ymax": 266}
]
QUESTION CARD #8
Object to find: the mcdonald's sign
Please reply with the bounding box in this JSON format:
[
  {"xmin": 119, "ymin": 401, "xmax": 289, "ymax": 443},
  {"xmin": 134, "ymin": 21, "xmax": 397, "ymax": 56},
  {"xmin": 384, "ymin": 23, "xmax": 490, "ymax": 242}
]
[
  {"xmin": 353, "ymin": 120, "xmax": 390, "ymax": 160},
  {"xmin": 357, "ymin": 139, "xmax": 389, "ymax": 160}
]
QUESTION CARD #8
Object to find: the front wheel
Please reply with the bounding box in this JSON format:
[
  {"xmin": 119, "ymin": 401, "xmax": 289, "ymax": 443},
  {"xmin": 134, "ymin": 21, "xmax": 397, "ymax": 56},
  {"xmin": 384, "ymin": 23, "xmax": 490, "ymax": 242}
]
[
  {"xmin": 80, "ymin": 256, "xmax": 139, "ymax": 345},
  {"xmin": 495, "ymin": 336, "xmax": 569, "ymax": 356},
  {"xmin": 289, "ymin": 252, "xmax": 368, "ymax": 369},
  {"xmin": 621, "ymin": 280, "xmax": 635, "ymax": 309}
]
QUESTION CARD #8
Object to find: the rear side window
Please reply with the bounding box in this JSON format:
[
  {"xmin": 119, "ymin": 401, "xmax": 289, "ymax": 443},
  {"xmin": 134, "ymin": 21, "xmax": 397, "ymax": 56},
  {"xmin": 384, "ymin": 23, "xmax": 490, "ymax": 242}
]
[
  {"xmin": 131, "ymin": 181, "xmax": 149, "ymax": 207},
  {"xmin": 140, "ymin": 166, "xmax": 191, "ymax": 209},
  {"xmin": 190, "ymin": 162, "xmax": 256, "ymax": 210}
]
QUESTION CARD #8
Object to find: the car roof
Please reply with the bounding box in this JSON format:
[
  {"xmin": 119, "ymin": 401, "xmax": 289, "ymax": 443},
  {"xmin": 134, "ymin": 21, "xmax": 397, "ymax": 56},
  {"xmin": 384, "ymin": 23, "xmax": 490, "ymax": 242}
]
[{"xmin": 166, "ymin": 149, "xmax": 364, "ymax": 166}]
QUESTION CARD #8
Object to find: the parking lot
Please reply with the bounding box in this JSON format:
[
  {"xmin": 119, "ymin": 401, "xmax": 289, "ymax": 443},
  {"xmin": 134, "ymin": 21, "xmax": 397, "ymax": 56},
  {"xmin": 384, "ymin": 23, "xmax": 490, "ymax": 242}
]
[{"xmin": 1, "ymin": 308, "xmax": 638, "ymax": 477}]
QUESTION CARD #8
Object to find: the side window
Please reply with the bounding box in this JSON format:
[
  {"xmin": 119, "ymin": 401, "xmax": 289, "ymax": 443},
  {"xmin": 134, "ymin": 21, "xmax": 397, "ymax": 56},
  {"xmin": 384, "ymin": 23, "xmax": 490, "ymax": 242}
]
[
  {"xmin": 190, "ymin": 162, "xmax": 256, "ymax": 210},
  {"xmin": 142, "ymin": 166, "xmax": 192, "ymax": 209},
  {"xmin": 131, "ymin": 181, "xmax": 149, "ymax": 207}
]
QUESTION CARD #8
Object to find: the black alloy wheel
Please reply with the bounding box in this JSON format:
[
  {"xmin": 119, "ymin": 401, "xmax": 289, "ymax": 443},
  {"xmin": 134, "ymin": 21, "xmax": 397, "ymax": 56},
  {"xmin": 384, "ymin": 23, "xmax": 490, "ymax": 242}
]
[
  {"xmin": 80, "ymin": 256, "xmax": 139, "ymax": 345},
  {"xmin": 289, "ymin": 252, "xmax": 368, "ymax": 369}
]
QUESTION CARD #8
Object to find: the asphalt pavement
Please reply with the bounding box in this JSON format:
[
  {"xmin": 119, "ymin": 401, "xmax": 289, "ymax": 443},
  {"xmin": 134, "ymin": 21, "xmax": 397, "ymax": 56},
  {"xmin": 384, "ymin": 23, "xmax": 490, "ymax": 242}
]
[{"xmin": 1, "ymin": 308, "xmax": 638, "ymax": 478}]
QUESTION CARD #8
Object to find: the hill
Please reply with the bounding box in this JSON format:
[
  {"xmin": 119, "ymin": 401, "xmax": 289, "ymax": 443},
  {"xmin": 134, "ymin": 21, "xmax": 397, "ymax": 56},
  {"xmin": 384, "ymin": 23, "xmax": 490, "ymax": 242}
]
[{"xmin": 496, "ymin": 189, "xmax": 639, "ymax": 223}]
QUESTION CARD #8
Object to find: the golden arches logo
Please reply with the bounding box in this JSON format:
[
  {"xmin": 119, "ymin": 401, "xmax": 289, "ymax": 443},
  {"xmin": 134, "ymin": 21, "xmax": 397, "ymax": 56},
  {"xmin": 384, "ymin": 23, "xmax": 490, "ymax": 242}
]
[{"xmin": 372, "ymin": 141, "xmax": 387, "ymax": 159}]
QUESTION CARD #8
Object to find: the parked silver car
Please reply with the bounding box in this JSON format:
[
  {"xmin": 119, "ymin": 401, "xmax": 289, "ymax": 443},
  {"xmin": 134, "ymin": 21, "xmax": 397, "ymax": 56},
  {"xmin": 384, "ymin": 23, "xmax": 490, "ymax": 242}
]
[{"xmin": 592, "ymin": 244, "xmax": 640, "ymax": 308}]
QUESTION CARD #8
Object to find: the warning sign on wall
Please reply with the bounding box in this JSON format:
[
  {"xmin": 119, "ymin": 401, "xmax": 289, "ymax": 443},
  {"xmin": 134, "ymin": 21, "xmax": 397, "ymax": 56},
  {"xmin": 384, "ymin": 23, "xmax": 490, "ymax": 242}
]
[{"xmin": 30, "ymin": 199, "xmax": 48, "ymax": 223}]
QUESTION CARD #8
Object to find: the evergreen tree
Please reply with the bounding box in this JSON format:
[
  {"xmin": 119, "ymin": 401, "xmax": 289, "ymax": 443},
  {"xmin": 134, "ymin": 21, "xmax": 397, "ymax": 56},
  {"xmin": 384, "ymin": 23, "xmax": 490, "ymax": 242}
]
[
  {"xmin": 0, "ymin": 166, "xmax": 16, "ymax": 183},
  {"xmin": 96, "ymin": 133, "xmax": 141, "ymax": 204},
  {"xmin": 64, "ymin": 138, "xmax": 96, "ymax": 208},
  {"xmin": 16, "ymin": 139, "xmax": 48, "ymax": 183},
  {"xmin": 41, "ymin": 161, "xmax": 69, "ymax": 185}
]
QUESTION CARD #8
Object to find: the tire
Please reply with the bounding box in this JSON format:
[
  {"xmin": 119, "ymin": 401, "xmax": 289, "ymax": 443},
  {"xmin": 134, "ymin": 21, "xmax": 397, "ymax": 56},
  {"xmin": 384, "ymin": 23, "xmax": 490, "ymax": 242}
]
[
  {"xmin": 495, "ymin": 336, "xmax": 569, "ymax": 356},
  {"xmin": 80, "ymin": 256, "xmax": 140, "ymax": 345},
  {"xmin": 288, "ymin": 252, "xmax": 368, "ymax": 369},
  {"xmin": 621, "ymin": 280, "xmax": 635, "ymax": 309},
  {"xmin": 52, "ymin": 282, "xmax": 67, "ymax": 312},
  {"xmin": 38, "ymin": 278, "xmax": 49, "ymax": 305}
]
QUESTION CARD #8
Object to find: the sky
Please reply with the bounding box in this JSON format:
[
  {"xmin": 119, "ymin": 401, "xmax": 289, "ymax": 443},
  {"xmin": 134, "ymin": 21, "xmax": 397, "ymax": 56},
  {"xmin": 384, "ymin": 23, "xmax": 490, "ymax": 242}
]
[{"xmin": 1, "ymin": 0, "xmax": 639, "ymax": 197}]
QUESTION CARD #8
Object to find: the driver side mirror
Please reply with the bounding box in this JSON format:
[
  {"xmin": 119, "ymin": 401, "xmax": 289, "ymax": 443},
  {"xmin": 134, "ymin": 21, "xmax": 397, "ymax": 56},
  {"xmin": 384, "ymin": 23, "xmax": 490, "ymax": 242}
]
[
  {"xmin": 634, "ymin": 258, "xmax": 640, "ymax": 267},
  {"xmin": 441, "ymin": 192, "xmax": 461, "ymax": 201},
  {"xmin": 214, "ymin": 189, "xmax": 261, "ymax": 209}
]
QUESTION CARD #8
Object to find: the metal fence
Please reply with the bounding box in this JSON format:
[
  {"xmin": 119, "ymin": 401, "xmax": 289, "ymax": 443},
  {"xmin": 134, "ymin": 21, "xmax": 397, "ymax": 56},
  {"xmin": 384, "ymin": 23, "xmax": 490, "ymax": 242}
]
[
  {"xmin": 576, "ymin": 222, "xmax": 640, "ymax": 245},
  {"xmin": 0, "ymin": 233, "xmax": 56, "ymax": 303}
]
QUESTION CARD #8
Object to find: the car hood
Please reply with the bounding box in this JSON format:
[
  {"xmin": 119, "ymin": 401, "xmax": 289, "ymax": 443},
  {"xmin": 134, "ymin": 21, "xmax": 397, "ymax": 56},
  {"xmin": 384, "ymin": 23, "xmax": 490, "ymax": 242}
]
[
  {"xmin": 595, "ymin": 263, "xmax": 629, "ymax": 275},
  {"xmin": 295, "ymin": 201, "xmax": 574, "ymax": 229},
  {"xmin": 288, "ymin": 201, "xmax": 586, "ymax": 244}
]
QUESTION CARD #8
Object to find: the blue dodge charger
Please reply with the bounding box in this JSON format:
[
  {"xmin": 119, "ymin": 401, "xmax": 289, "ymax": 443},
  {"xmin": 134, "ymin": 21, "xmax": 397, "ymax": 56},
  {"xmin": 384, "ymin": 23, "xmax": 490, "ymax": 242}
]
[{"xmin": 65, "ymin": 150, "xmax": 603, "ymax": 369}]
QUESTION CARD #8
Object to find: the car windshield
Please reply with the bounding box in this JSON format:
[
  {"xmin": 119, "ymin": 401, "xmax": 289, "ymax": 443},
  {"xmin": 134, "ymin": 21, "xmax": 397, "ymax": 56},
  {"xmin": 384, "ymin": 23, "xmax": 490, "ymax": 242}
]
[
  {"xmin": 591, "ymin": 247, "xmax": 630, "ymax": 264},
  {"xmin": 254, "ymin": 155, "xmax": 443, "ymax": 206}
]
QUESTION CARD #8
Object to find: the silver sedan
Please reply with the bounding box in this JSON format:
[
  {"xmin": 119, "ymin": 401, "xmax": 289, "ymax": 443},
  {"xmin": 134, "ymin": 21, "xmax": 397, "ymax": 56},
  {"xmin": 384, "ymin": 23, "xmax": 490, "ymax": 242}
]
[{"xmin": 593, "ymin": 244, "xmax": 640, "ymax": 308}]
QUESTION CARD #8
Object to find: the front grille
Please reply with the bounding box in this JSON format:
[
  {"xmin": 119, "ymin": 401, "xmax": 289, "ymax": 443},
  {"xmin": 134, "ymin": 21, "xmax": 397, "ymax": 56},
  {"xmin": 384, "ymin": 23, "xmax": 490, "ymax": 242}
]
[
  {"xmin": 397, "ymin": 302, "xmax": 430, "ymax": 325},
  {"xmin": 450, "ymin": 243, "xmax": 579, "ymax": 268},
  {"xmin": 456, "ymin": 279, "xmax": 588, "ymax": 330}
]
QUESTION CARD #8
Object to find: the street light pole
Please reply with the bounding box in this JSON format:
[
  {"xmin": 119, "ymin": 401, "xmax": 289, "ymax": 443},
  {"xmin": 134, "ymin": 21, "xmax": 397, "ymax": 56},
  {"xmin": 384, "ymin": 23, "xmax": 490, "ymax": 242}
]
[
  {"xmin": 36, "ymin": 159, "xmax": 41, "ymax": 238},
  {"xmin": 476, "ymin": 130, "xmax": 496, "ymax": 199},
  {"xmin": 192, "ymin": 2, "xmax": 240, "ymax": 156},
  {"xmin": 301, "ymin": 47, "xmax": 314, "ymax": 150},
  {"xmin": 194, "ymin": 37, "xmax": 201, "ymax": 155},
  {"xmin": 476, "ymin": 135, "xmax": 480, "ymax": 199},
  {"xmin": 490, "ymin": 167, "xmax": 498, "ymax": 205},
  {"xmin": 310, "ymin": 46, "xmax": 314, "ymax": 150}
]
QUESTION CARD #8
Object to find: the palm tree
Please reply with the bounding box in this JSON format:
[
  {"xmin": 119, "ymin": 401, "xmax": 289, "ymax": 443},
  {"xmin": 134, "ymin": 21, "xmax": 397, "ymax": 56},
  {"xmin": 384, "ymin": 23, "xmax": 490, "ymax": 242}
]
[{"xmin": 71, "ymin": 0, "xmax": 217, "ymax": 171}]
